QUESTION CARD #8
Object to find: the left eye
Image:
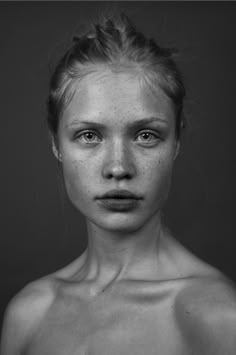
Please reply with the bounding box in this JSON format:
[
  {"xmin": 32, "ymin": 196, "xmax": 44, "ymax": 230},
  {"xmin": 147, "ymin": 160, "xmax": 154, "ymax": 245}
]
[
  {"xmin": 78, "ymin": 131, "xmax": 101, "ymax": 143},
  {"xmin": 136, "ymin": 131, "xmax": 159, "ymax": 143}
]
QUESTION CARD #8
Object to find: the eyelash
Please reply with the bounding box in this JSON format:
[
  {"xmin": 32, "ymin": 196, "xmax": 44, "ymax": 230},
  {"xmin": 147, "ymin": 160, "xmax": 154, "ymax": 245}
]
[
  {"xmin": 75, "ymin": 130, "xmax": 161, "ymax": 145},
  {"xmin": 76, "ymin": 130, "xmax": 102, "ymax": 144},
  {"xmin": 135, "ymin": 130, "xmax": 160, "ymax": 144}
]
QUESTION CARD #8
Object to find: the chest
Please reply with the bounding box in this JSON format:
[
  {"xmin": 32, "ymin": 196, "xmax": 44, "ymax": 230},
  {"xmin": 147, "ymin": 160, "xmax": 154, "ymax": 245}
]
[{"xmin": 24, "ymin": 291, "xmax": 186, "ymax": 355}]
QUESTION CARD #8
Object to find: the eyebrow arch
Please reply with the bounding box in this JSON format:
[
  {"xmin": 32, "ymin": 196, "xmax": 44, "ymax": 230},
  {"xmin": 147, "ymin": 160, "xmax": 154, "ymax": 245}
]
[
  {"xmin": 126, "ymin": 117, "xmax": 168, "ymax": 129},
  {"xmin": 68, "ymin": 117, "xmax": 168, "ymax": 129}
]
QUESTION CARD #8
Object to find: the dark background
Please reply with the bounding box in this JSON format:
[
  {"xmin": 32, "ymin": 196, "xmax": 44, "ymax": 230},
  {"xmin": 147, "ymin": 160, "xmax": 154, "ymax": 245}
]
[{"xmin": 1, "ymin": 1, "xmax": 236, "ymax": 328}]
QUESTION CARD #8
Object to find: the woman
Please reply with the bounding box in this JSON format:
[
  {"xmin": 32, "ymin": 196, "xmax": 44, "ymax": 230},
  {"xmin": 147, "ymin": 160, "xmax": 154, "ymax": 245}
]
[{"xmin": 1, "ymin": 13, "xmax": 236, "ymax": 355}]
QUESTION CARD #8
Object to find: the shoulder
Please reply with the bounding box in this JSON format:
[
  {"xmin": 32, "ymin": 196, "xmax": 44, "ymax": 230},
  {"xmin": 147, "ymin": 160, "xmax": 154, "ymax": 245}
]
[
  {"xmin": 175, "ymin": 274, "xmax": 236, "ymax": 354},
  {"xmin": 0, "ymin": 276, "xmax": 57, "ymax": 355}
]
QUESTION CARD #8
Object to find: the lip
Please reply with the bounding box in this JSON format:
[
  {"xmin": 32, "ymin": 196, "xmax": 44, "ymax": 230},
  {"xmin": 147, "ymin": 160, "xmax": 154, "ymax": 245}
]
[
  {"xmin": 96, "ymin": 190, "xmax": 142, "ymax": 212},
  {"xmin": 96, "ymin": 198, "xmax": 140, "ymax": 212},
  {"xmin": 97, "ymin": 189, "xmax": 142, "ymax": 200}
]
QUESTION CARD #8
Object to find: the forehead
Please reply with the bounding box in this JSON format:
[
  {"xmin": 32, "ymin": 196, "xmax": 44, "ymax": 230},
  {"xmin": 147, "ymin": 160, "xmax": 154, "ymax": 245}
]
[{"xmin": 61, "ymin": 69, "xmax": 175, "ymax": 127}]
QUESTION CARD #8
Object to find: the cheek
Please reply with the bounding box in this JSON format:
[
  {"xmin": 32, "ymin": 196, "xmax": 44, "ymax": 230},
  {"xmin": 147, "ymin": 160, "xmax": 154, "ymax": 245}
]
[
  {"xmin": 61, "ymin": 157, "xmax": 92, "ymax": 206},
  {"xmin": 144, "ymin": 152, "xmax": 174, "ymax": 202}
]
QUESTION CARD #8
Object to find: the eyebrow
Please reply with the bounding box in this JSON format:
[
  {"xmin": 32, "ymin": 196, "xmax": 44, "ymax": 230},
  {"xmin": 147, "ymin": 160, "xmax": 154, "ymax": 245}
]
[{"xmin": 67, "ymin": 117, "xmax": 168, "ymax": 129}]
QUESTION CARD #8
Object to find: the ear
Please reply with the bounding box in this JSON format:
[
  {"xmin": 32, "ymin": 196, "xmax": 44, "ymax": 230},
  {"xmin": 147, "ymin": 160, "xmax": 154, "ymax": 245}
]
[
  {"xmin": 51, "ymin": 135, "xmax": 62, "ymax": 162},
  {"xmin": 174, "ymin": 140, "xmax": 180, "ymax": 160}
]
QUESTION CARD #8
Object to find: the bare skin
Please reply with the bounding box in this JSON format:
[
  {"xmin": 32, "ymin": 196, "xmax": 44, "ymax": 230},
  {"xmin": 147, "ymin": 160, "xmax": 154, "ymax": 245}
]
[
  {"xmin": 1, "ymin": 69, "xmax": 236, "ymax": 355},
  {"xmin": 1, "ymin": 234, "xmax": 236, "ymax": 355}
]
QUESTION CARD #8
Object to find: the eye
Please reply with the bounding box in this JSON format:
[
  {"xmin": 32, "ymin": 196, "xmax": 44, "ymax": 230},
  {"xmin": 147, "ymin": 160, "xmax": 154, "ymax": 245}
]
[
  {"xmin": 76, "ymin": 131, "xmax": 101, "ymax": 144},
  {"xmin": 135, "ymin": 131, "xmax": 160, "ymax": 145}
]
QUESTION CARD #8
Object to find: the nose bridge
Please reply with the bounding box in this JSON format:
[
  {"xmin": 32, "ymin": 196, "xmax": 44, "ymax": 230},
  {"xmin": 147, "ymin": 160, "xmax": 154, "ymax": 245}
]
[{"xmin": 102, "ymin": 137, "xmax": 135, "ymax": 179}]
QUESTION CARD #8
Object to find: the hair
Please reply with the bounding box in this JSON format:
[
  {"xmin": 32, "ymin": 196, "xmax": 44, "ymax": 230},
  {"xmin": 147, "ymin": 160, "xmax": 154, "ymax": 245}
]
[{"xmin": 47, "ymin": 13, "xmax": 186, "ymax": 139}]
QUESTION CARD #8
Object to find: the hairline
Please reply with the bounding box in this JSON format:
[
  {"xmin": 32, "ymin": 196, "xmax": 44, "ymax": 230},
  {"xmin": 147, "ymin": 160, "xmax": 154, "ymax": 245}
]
[{"xmin": 55, "ymin": 62, "xmax": 177, "ymax": 134}]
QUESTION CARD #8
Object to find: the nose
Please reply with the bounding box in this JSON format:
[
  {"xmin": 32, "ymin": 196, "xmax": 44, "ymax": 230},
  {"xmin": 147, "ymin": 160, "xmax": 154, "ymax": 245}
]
[{"xmin": 102, "ymin": 140, "xmax": 136, "ymax": 180}]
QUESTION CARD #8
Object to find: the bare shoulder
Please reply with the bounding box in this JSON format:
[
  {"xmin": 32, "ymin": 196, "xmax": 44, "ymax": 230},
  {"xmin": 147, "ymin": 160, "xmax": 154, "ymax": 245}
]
[
  {"xmin": 175, "ymin": 273, "xmax": 236, "ymax": 354},
  {"xmin": 0, "ymin": 253, "xmax": 87, "ymax": 355},
  {"xmin": 0, "ymin": 276, "xmax": 57, "ymax": 355}
]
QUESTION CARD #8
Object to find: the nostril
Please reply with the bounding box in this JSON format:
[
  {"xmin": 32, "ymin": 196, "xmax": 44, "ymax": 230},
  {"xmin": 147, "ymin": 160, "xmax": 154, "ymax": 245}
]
[
  {"xmin": 107, "ymin": 170, "xmax": 132, "ymax": 180},
  {"xmin": 103, "ymin": 161, "xmax": 134, "ymax": 180}
]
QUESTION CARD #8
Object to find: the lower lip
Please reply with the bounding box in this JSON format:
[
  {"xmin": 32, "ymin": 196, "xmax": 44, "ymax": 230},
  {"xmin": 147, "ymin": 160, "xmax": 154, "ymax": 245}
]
[{"xmin": 97, "ymin": 198, "xmax": 140, "ymax": 211}]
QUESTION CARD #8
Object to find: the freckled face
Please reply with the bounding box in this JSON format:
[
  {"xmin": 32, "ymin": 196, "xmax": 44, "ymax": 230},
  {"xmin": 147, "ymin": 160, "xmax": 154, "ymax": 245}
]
[{"xmin": 57, "ymin": 70, "xmax": 178, "ymax": 232}]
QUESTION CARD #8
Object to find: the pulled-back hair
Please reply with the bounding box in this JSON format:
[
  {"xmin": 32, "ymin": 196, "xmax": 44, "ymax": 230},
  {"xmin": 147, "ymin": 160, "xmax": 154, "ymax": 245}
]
[{"xmin": 47, "ymin": 13, "xmax": 185, "ymax": 138}]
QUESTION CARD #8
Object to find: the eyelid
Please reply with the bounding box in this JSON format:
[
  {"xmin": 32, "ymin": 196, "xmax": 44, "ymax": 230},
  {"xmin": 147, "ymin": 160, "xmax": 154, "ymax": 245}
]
[
  {"xmin": 74, "ymin": 129, "xmax": 99, "ymax": 137},
  {"xmin": 134, "ymin": 129, "xmax": 162, "ymax": 146},
  {"xmin": 74, "ymin": 129, "xmax": 102, "ymax": 143},
  {"xmin": 135, "ymin": 129, "xmax": 161, "ymax": 139},
  {"xmin": 72, "ymin": 128, "xmax": 162, "ymax": 144}
]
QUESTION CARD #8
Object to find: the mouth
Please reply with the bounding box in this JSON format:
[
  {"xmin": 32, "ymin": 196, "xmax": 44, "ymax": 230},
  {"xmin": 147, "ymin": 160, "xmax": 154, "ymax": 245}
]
[
  {"xmin": 96, "ymin": 190, "xmax": 143, "ymax": 211},
  {"xmin": 97, "ymin": 189, "xmax": 142, "ymax": 200}
]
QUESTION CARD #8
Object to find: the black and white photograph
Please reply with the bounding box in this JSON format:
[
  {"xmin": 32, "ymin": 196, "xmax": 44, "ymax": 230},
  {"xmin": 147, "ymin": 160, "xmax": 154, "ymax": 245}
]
[{"xmin": 0, "ymin": 1, "xmax": 236, "ymax": 354}]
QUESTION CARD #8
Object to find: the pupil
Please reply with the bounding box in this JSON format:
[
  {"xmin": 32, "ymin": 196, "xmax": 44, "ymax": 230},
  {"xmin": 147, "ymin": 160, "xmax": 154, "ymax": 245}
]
[
  {"xmin": 87, "ymin": 133, "xmax": 93, "ymax": 140},
  {"xmin": 143, "ymin": 133, "xmax": 149, "ymax": 139}
]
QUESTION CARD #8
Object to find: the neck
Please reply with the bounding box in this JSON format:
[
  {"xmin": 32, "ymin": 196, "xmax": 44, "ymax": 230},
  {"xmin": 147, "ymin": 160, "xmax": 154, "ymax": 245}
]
[{"xmin": 78, "ymin": 213, "xmax": 174, "ymax": 287}]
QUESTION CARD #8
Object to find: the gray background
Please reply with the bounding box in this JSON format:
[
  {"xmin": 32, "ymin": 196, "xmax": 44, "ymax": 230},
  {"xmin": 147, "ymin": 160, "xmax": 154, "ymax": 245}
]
[{"xmin": 1, "ymin": 1, "xmax": 236, "ymax": 327}]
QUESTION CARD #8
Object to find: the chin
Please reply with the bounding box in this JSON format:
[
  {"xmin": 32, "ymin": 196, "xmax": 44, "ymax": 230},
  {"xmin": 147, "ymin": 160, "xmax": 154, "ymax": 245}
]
[{"xmin": 87, "ymin": 212, "xmax": 154, "ymax": 234}]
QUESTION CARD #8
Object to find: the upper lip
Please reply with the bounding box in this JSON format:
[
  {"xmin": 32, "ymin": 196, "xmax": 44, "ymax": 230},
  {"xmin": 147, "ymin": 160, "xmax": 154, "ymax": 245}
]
[{"xmin": 97, "ymin": 189, "xmax": 142, "ymax": 199}]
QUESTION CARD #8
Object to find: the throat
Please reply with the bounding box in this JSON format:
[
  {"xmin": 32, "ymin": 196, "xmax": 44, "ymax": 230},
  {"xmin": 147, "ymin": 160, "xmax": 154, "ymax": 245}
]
[{"xmin": 77, "ymin": 218, "xmax": 166, "ymax": 288}]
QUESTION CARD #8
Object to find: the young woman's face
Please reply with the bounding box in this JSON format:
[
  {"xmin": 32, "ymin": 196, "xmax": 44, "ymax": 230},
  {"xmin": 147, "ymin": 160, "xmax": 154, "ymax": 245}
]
[{"xmin": 56, "ymin": 70, "xmax": 179, "ymax": 233}]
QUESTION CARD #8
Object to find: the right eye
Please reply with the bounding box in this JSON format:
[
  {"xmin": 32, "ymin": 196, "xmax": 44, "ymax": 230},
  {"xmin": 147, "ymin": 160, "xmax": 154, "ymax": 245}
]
[{"xmin": 76, "ymin": 131, "xmax": 101, "ymax": 144}]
